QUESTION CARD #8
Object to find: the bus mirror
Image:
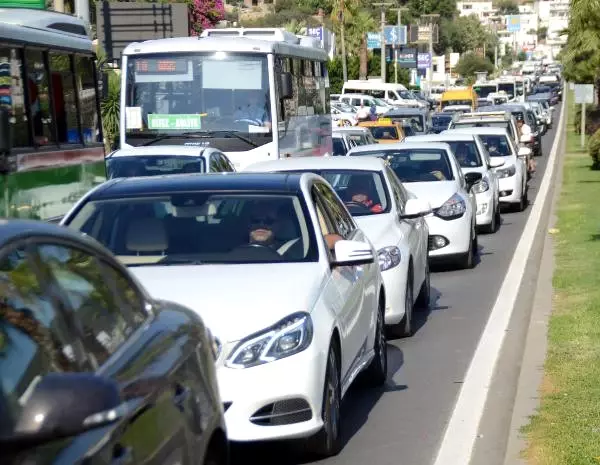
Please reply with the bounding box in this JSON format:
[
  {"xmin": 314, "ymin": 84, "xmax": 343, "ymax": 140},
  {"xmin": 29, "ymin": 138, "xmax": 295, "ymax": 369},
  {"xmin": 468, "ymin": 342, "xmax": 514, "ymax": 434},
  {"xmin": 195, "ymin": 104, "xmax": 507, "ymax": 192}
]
[
  {"xmin": 0, "ymin": 108, "xmax": 10, "ymax": 154},
  {"xmin": 279, "ymin": 73, "xmax": 293, "ymax": 100}
]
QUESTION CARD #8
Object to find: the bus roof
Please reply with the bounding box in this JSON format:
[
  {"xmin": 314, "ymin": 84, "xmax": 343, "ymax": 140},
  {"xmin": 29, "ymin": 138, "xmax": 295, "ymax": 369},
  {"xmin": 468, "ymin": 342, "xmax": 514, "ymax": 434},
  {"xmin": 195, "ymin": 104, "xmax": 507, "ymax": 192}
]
[
  {"xmin": 122, "ymin": 28, "xmax": 328, "ymax": 61},
  {"xmin": 0, "ymin": 7, "xmax": 92, "ymax": 52}
]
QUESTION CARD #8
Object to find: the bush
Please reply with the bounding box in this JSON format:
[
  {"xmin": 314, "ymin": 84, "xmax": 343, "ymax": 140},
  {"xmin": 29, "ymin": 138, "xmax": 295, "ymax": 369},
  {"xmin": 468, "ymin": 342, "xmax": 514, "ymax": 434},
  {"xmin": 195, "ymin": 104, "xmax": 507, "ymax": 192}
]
[
  {"xmin": 574, "ymin": 105, "xmax": 600, "ymax": 135},
  {"xmin": 588, "ymin": 128, "xmax": 600, "ymax": 169}
]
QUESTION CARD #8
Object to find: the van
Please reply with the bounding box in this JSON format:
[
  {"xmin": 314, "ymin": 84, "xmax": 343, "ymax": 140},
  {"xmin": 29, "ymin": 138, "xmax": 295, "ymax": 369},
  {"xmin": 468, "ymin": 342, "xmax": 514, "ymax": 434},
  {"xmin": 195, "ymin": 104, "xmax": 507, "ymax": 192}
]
[
  {"xmin": 439, "ymin": 87, "xmax": 478, "ymax": 112},
  {"xmin": 341, "ymin": 80, "xmax": 425, "ymax": 108}
]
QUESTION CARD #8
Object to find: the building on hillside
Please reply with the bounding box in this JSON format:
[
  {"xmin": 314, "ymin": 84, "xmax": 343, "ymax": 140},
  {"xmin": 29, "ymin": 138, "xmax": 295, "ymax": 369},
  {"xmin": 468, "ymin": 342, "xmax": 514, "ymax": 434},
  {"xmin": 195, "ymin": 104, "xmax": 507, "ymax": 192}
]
[
  {"xmin": 536, "ymin": 0, "xmax": 569, "ymax": 43},
  {"xmin": 456, "ymin": 1, "xmax": 498, "ymax": 25}
]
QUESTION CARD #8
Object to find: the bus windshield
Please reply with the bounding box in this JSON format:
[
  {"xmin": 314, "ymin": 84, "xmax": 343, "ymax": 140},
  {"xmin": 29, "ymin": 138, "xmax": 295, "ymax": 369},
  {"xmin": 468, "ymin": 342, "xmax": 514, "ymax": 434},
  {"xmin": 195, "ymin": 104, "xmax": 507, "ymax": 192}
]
[
  {"xmin": 124, "ymin": 52, "xmax": 272, "ymax": 149},
  {"xmin": 498, "ymin": 83, "xmax": 515, "ymax": 98}
]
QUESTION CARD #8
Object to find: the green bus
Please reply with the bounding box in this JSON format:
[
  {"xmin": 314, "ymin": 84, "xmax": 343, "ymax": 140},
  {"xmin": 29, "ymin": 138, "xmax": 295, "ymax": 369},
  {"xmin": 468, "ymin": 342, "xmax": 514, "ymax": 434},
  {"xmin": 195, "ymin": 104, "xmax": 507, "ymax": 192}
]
[{"xmin": 0, "ymin": 7, "xmax": 105, "ymax": 221}]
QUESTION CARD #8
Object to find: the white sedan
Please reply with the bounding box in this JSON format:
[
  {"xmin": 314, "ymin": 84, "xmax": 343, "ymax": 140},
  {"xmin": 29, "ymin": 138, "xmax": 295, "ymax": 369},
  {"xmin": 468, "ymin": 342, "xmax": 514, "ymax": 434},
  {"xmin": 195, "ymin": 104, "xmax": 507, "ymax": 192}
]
[
  {"xmin": 406, "ymin": 132, "xmax": 504, "ymax": 233},
  {"xmin": 245, "ymin": 156, "xmax": 431, "ymax": 338},
  {"xmin": 444, "ymin": 126, "xmax": 529, "ymax": 211},
  {"xmin": 348, "ymin": 142, "xmax": 481, "ymax": 269},
  {"xmin": 60, "ymin": 171, "xmax": 386, "ymax": 458}
]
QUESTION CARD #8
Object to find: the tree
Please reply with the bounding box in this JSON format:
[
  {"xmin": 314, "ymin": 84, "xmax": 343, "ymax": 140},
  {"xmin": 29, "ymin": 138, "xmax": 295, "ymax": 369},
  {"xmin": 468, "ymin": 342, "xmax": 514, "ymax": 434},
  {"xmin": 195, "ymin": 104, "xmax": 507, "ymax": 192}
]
[
  {"xmin": 406, "ymin": 0, "xmax": 457, "ymax": 20},
  {"xmin": 537, "ymin": 26, "xmax": 548, "ymax": 42},
  {"xmin": 448, "ymin": 15, "xmax": 488, "ymax": 54},
  {"xmin": 455, "ymin": 52, "xmax": 494, "ymax": 80},
  {"xmin": 188, "ymin": 0, "xmax": 225, "ymax": 35},
  {"xmin": 495, "ymin": 0, "xmax": 519, "ymax": 15},
  {"xmin": 346, "ymin": 9, "xmax": 377, "ymax": 79},
  {"xmin": 517, "ymin": 51, "xmax": 527, "ymax": 61}
]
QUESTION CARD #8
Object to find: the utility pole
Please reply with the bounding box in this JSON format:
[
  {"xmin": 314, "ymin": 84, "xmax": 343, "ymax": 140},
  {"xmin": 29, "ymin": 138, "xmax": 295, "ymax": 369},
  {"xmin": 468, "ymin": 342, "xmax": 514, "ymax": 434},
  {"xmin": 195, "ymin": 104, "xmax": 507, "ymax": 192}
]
[
  {"xmin": 339, "ymin": 0, "xmax": 348, "ymax": 82},
  {"xmin": 421, "ymin": 14, "xmax": 439, "ymax": 94},
  {"xmin": 373, "ymin": 2, "xmax": 393, "ymax": 82},
  {"xmin": 391, "ymin": 7, "xmax": 409, "ymax": 84}
]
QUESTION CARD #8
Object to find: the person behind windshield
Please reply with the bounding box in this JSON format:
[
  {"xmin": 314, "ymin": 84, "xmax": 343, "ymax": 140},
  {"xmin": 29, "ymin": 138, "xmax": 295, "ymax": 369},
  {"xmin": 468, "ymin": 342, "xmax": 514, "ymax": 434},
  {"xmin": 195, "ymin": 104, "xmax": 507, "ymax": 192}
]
[
  {"xmin": 345, "ymin": 177, "xmax": 383, "ymax": 213},
  {"xmin": 247, "ymin": 202, "xmax": 300, "ymax": 255},
  {"xmin": 369, "ymin": 104, "xmax": 378, "ymax": 121},
  {"xmin": 454, "ymin": 143, "xmax": 477, "ymax": 167},
  {"xmin": 234, "ymin": 92, "xmax": 271, "ymax": 127}
]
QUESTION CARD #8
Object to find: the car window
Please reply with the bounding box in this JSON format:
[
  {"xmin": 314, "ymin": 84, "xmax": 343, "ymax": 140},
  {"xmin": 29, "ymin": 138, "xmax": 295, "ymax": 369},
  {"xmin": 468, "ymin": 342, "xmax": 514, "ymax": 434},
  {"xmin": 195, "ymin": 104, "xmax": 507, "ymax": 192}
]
[
  {"xmin": 222, "ymin": 154, "xmax": 235, "ymax": 172},
  {"xmin": 0, "ymin": 245, "xmax": 83, "ymax": 436},
  {"xmin": 332, "ymin": 137, "xmax": 347, "ymax": 156},
  {"xmin": 209, "ymin": 154, "xmax": 221, "ymax": 172},
  {"xmin": 478, "ymin": 134, "xmax": 512, "ymax": 157},
  {"xmin": 352, "ymin": 148, "xmax": 454, "ymax": 182},
  {"xmin": 314, "ymin": 182, "xmax": 356, "ymax": 239},
  {"xmin": 369, "ymin": 126, "xmax": 398, "ymax": 140},
  {"xmin": 106, "ymin": 156, "xmax": 205, "ymax": 179},
  {"xmin": 65, "ymin": 193, "xmax": 318, "ymax": 265},
  {"xmin": 37, "ymin": 244, "xmax": 148, "ymax": 367},
  {"xmin": 385, "ymin": 166, "xmax": 407, "ymax": 212},
  {"xmin": 446, "ymin": 140, "xmax": 482, "ymax": 167},
  {"xmin": 311, "ymin": 187, "xmax": 344, "ymax": 254}
]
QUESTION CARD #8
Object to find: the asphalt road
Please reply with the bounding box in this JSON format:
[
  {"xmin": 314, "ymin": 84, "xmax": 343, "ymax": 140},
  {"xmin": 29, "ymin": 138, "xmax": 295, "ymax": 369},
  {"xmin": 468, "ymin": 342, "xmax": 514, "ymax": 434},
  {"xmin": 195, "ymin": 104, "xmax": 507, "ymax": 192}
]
[{"xmin": 229, "ymin": 107, "xmax": 561, "ymax": 465}]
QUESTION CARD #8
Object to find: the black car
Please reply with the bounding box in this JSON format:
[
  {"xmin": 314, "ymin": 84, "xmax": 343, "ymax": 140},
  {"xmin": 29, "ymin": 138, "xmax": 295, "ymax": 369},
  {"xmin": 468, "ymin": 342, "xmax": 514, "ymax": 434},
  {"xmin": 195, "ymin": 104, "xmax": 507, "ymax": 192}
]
[{"xmin": 0, "ymin": 220, "xmax": 228, "ymax": 465}]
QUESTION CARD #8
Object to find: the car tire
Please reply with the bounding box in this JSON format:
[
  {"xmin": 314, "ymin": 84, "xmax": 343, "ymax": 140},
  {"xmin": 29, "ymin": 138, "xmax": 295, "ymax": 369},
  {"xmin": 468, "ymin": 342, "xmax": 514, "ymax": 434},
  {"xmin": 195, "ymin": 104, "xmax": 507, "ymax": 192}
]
[
  {"xmin": 364, "ymin": 300, "xmax": 388, "ymax": 386},
  {"xmin": 390, "ymin": 269, "xmax": 414, "ymax": 338},
  {"xmin": 458, "ymin": 231, "xmax": 475, "ymax": 269},
  {"xmin": 415, "ymin": 260, "xmax": 431, "ymax": 310},
  {"xmin": 482, "ymin": 205, "xmax": 498, "ymax": 234},
  {"xmin": 517, "ymin": 188, "xmax": 527, "ymax": 212},
  {"xmin": 309, "ymin": 344, "xmax": 342, "ymax": 458}
]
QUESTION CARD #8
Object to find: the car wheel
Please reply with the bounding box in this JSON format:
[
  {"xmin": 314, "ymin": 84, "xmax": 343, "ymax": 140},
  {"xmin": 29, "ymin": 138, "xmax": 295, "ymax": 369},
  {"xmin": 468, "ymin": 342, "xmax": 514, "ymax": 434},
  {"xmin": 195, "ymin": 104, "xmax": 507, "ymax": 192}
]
[
  {"xmin": 458, "ymin": 231, "xmax": 475, "ymax": 269},
  {"xmin": 390, "ymin": 269, "xmax": 414, "ymax": 338},
  {"xmin": 309, "ymin": 344, "xmax": 342, "ymax": 458},
  {"xmin": 415, "ymin": 260, "xmax": 431, "ymax": 310},
  {"xmin": 364, "ymin": 301, "xmax": 387, "ymax": 386},
  {"xmin": 517, "ymin": 188, "xmax": 527, "ymax": 212},
  {"xmin": 482, "ymin": 205, "xmax": 497, "ymax": 234}
]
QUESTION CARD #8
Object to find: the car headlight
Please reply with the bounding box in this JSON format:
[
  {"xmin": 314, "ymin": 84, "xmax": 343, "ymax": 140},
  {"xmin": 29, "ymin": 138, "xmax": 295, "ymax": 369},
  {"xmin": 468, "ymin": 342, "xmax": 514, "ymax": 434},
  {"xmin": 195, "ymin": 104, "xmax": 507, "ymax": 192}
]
[
  {"xmin": 436, "ymin": 193, "xmax": 466, "ymax": 220},
  {"xmin": 471, "ymin": 180, "xmax": 489, "ymax": 194},
  {"xmin": 378, "ymin": 246, "xmax": 401, "ymax": 271},
  {"xmin": 226, "ymin": 313, "xmax": 313, "ymax": 369},
  {"xmin": 496, "ymin": 164, "xmax": 516, "ymax": 178}
]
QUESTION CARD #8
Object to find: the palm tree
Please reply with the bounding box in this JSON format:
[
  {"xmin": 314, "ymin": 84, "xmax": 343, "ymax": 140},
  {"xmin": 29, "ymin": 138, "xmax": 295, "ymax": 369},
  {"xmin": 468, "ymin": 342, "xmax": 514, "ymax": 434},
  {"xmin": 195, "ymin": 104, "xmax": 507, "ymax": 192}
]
[
  {"xmin": 347, "ymin": 10, "xmax": 378, "ymax": 80},
  {"xmin": 331, "ymin": 0, "xmax": 361, "ymax": 82}
]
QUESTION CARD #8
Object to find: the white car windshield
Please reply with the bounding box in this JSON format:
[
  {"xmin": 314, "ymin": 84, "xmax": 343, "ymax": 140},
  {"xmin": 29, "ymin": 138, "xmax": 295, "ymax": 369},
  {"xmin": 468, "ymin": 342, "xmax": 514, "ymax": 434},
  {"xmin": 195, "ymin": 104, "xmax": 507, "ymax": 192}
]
[
  {"xmin": 333, "ymin": 102, "xmax": 357, "ymax": 113},
  {"xmin": 443, "ymin": 140, "xmax": 482, "ymax": 168},
  {"xmin": 66, "ymin": 194, "xmax": 318, "ymax": 266},
  {"xmin": 351, "ymin": 148, "xmax": 454, "ymax": 182},
  {"xmin": 477, "ymin": 134, "xmax": 512, "ymax": 157},
  {"xmin": 106, "ymin": 156, "xmax": 205, "ymax": 179}
]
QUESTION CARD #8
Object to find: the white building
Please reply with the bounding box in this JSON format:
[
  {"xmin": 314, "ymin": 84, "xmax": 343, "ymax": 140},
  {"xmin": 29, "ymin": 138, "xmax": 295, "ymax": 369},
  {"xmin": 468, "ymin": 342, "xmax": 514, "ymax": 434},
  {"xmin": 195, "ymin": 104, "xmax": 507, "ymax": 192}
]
[
  {"xmin": 457, "ymin": 1, "xmax": 498, "ymax": 25},
  {"xmin": 536, "ymin": 0, "xmax": 569, "ymax": 43}
]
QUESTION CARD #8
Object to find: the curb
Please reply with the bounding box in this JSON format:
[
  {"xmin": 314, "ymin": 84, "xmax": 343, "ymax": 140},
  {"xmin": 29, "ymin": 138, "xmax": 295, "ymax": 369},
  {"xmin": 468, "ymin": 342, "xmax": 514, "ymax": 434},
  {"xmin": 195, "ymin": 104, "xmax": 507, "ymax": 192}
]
[{"xmin": 501, "ymin": 103, "xmax": 567, "ymax": 465}]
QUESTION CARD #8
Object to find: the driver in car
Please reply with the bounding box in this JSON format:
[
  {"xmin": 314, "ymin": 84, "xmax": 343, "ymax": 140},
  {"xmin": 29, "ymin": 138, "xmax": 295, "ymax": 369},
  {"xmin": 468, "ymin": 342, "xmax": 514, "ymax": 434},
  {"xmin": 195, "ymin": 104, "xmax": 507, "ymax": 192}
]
[
  {"xmin": 247, "ymin": 202, "xmax": 300, "ymax": 255},
  {"xmin": 345, "ymin": 177, "xmax": 383, "ymax": 213}
]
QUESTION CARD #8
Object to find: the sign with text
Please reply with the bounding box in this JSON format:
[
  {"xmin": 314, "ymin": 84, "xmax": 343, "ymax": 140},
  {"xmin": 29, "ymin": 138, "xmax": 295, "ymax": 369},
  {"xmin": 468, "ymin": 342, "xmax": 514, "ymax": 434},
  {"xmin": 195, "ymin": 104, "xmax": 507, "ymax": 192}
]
[
  {"xmin": 506, "ymin": 15, "xmax": 521, "ymax": 32},
  {"xmin": 574, "ymin": 84, "xmax": 594, "ymax": 104},
  {"xmin": 147, "ymin": 114, "xmax": 202, "ymax": 130},
  {"xmin": 384, "ymin": 25, "xmax": 408, "ymax": 46},
  {"xmin": 417, "ymin": 53, "xmax": 431, "ymax": 69},
  {"xmin": 367, "ymin": 32, "xmax": 382, "ymax": 49},
  {"xmin": 397, "ymin": 48, "xmax": 417, "ymax": 68}
]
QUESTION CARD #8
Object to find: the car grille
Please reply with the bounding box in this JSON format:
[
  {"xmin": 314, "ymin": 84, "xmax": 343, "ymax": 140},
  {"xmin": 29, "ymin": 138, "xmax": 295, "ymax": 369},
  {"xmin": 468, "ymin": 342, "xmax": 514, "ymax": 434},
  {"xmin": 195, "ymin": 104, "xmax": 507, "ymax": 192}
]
[{"xmin": 249, "ymin": 398, "xmax": 312, "ymax": 426}]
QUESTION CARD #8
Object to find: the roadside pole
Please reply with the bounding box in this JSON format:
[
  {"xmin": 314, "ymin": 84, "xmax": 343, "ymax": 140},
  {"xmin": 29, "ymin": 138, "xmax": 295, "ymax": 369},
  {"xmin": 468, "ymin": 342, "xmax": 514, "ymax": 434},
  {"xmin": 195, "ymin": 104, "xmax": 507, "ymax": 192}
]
[{"xmin": 581, "ymin": 102, "xmax": 586, "ymax": 149}]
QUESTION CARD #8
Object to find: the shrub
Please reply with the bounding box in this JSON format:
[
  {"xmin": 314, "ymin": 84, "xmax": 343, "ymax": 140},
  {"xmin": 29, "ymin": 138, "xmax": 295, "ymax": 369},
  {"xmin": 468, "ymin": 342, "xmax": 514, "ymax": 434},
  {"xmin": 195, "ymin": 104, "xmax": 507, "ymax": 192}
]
[
  {"xmin": 587, "ymin": 128, "xmax": 600, "ymax": 169},
  {"xmin": 574, "ymin": 105, "xmax": 600, "ymax": 135}
]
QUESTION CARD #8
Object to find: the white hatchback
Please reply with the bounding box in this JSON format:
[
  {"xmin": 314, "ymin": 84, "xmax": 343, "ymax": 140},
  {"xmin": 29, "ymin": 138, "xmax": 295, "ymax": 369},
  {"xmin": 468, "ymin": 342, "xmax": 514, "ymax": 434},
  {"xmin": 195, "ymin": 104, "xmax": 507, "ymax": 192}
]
[
  {"xmin": 245, "ymin": 156, "xmax": 431, "ymax": 338},
  {"xmin": 348, "ymin": 141, "xmax": 481, "ymax": 269},
  {"xmin": 61, "ymin": 172, "xmax": 386, "ymax": 458},
  {"xmin": 444, "ymin": 126, "xmax": 529, "ymax": 211}
]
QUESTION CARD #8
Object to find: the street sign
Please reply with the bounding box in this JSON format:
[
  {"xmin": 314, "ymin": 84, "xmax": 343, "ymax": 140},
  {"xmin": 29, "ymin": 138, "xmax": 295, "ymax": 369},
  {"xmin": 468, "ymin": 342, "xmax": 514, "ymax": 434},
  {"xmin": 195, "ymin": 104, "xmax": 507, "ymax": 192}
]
[
  {"xmin": 417, "ymin": 25, "xmax": 431, "ymax": 42},
  {"xmin": 417, "ymin": 53, "xmax": 431, "ymax": 69},
  {"xmin": 506, "ymin": 15, "xmax": 521, "ymax": 32},
  {"xmin": 367, "ymin": 32, "xmax": 381, "ymax": 49},
  {"xmin": 306, "ymin": 27, "xmax": 323, "ymax": 41},
  {"xmin": 397, "ymin": 48, "xmax": 417, "ymax": 68},
  {"xmin": 384, "ymin": 25, "xmax": 407, "ymax": 46},
  {"xmin": 574, "ymin": 84, "xmax": 594, "ymax": 104}
]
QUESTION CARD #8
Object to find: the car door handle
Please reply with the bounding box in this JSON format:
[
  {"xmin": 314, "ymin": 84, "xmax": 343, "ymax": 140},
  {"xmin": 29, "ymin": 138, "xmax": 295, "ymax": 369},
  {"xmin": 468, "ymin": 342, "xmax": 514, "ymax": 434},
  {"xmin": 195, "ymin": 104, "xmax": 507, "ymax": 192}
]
[
  {"xmin": 173, "ymin": 384, "xmax": 190, "ymax": 412},
  {"xmin": 112, "ymin": 445, "xmax": 133, "ymax": 465}
]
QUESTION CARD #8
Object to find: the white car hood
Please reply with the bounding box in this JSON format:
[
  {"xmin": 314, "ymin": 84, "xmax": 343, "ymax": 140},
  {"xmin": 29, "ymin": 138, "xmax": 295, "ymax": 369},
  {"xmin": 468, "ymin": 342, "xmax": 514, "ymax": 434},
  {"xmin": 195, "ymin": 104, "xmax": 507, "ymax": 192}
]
[
  {"xmin": 130, "ymin": 263, "xmax": 323, "ymax": 342},
  {"xmin": 355, "ymin": 214, "xmax": 400, "ymax": 247},
  {"xmin": 403, "ymin": 181, "xmax": 458, "ymax": 209}
]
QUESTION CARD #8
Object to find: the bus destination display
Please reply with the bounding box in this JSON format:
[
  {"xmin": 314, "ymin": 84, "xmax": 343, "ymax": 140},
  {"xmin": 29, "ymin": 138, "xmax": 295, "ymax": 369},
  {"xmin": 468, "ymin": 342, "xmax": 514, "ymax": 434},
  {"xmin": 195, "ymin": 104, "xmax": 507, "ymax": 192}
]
[{"xmin": 135, "ymin": 59, "xmax": 188, "ymax": 74}]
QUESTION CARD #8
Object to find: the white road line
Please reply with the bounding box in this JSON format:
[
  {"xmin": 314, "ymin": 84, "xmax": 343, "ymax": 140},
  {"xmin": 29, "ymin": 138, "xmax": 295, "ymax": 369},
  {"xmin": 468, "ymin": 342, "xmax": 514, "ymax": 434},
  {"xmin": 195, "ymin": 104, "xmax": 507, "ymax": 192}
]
[{"xmin": 431, "ymin": 93, "xmax": 568, "ymax": 465}]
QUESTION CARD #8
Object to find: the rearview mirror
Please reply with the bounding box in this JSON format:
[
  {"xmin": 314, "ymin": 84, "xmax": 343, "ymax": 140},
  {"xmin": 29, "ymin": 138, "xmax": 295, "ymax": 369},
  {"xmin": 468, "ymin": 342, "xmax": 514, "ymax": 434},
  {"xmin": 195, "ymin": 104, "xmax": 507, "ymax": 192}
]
[
  {"xmin": 489, "ymin": 158, "xmax": 505, "ymax": 168},
  {"xmin": 332, "ymin": 239, "xmax": 375, "ymax": 267},
  {"xmin": 2, "ymin": 373, "xmax": 123, "ymax": 453},
  {"xmin": 401, "ymin": 198, "xmax": 432, "ymax": 219},
  {"xmin": 464, "ymin": 172, "xmax": 483, "ymax": 191},
  {"xmin": 279, "ymin": 72, "xmax": 293, "ymax": 100},
  {"xmin": 518, "ymin": 146, "xmax": 531, "ymax": 158}
]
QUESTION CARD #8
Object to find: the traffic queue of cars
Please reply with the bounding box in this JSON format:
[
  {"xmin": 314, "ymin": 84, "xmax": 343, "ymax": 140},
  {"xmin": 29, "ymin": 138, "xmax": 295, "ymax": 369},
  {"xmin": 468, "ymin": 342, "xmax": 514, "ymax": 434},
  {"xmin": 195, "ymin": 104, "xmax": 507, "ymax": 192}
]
[{"xmin": 1, "ymin": 78, "xmax": 559, "ymax": 465}]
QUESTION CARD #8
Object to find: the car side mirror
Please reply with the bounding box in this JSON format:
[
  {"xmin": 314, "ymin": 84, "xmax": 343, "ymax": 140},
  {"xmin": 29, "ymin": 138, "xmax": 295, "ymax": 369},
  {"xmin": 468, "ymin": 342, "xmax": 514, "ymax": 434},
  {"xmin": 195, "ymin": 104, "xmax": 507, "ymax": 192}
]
[
  {"xmin": 518, "ymin": 146, "xmax": 531, "ymax": 158},
  {"xmin": 401, "ymin": 198, "xmax": 432, "ymax": 219},
  {"xmin": 279, "ymin": 72, "xmax": 293, "ymax": 100},
  {"xmin": 2, "ymin": 373, "xmax": 123, "ymax": 452},
  {"xmin": 489, "ymin": 158, "xmax": 505, "ymax": 168},
  {"xmin": 464, "ymin": 172, "xmax": 483, "ymax": 191},
  {"xmin": 332, "ymin": 239, "xmax": 375, "ymax": 267}
]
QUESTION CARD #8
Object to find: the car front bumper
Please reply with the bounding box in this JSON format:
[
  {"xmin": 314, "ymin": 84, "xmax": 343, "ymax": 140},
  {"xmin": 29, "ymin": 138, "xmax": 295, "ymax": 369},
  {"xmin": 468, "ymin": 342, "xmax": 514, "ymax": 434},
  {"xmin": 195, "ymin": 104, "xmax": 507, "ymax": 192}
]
[
  {"xmin": 498, "ymin": 174, "xmax": 522, "ymax": 204},
  {"xmin": 474, "ymin": 189, "xmax": 495, "ymax": 226},
  {"xmin": 426, "ymin": 212, "xmax": 472, "ymax": 258}
]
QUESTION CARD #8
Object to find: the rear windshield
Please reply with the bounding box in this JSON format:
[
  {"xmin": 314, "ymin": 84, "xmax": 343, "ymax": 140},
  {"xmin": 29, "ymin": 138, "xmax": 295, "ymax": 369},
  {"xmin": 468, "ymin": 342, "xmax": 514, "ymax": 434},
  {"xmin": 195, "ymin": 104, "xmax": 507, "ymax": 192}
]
[
  {"xmin": 107, "ymin": 156, "xmax": 205, "ymax": 179},
  {"xmin": 477, "ymin": 134, "xmax": 512, "ymax": 157},
  {"xmin": 368, "ymin": 126, "xmax": 399, "ymax": 140},
  {"xmin": 444, "ymin": 140, "xmax": 482, "ymax": 168}
]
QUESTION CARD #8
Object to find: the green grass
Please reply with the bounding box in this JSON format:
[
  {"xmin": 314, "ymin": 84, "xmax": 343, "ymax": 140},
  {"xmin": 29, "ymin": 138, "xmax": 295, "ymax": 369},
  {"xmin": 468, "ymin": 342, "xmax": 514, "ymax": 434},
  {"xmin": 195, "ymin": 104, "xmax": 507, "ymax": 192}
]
[{"xmin": 522, "ymin": 92, "xmax": 600, "ymax": 464}]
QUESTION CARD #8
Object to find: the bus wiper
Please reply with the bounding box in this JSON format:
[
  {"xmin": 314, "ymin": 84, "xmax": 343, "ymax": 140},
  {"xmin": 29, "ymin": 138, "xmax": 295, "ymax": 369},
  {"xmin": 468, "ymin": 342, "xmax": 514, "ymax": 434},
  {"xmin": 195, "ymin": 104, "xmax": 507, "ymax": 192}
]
[
  {"xmin": 141, "ymin": 133, "xmax": 205, "ymax": 146},
  {"xmin": 183, "ymin": 130, "xmax": 259, "ymax": 148}
]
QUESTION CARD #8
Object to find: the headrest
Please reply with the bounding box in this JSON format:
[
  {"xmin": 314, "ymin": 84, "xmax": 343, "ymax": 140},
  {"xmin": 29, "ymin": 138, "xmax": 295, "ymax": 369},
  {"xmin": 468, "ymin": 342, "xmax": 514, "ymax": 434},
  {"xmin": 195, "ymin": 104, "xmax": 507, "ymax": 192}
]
[{"xmin": 126, "ymin": 218, "xmax": 168, "ymax": 253}]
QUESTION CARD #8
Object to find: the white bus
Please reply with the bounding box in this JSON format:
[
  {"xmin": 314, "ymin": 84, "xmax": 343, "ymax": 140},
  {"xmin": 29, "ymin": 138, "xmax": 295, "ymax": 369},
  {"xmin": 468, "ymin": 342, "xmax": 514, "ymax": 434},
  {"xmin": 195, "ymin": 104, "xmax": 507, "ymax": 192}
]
[
  {"xmin": 119, "ymin": 28, "xmax": 332, "ymax": 170},
  {"xmin": 0, "ymin": 7, "xmax": 104, "ymax": 220}
]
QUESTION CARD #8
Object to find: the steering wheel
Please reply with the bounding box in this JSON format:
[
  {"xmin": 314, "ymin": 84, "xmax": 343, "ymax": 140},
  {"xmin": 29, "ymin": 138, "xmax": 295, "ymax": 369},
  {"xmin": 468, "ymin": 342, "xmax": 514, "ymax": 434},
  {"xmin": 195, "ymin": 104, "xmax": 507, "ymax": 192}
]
[
  {"xmin": 344, "ymin": 201, "xmax": 372, "ymax": 214},
  {"xmin": 233, "ymin": 243, "xmax": 283, "ymax": 259}
]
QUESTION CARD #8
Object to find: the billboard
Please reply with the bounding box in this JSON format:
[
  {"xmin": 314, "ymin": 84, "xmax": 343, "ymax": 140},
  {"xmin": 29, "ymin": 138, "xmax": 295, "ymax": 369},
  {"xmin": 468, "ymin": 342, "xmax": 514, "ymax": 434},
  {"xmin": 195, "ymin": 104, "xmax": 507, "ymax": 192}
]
[
  {"xmin": 397, "ymin": 48, "xmax": 417, "ymax": 68},
  {"xmin": 367, "ymin": 32, "xmax": 381, "ymax": 50},
  {"xmin": 506, "ymin": 15, "xmax": 521, "ymax": 32},
  {"xmin": 417, "ymin": 53, "xmax": 431, "ymax": 69},
  {"xmin": 384, "ymin": 25, "xmax": 407, "ymax": 46}
]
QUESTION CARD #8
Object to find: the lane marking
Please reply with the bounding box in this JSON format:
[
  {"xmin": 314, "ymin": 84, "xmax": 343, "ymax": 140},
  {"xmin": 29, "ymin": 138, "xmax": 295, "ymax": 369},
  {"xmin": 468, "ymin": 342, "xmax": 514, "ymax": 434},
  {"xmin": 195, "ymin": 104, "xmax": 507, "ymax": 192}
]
[{"xmin": 432, "ymin": 90, "xmax": 568, "ymax": 465}]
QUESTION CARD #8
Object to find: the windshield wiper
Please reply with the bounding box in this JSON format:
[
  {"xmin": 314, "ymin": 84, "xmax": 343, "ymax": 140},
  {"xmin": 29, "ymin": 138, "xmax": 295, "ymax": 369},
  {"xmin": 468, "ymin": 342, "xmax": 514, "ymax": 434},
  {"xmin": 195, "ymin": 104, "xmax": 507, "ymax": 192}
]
[
  {"xmin": 184, "ymin": 130, "xmax": 259, "ymax": 148},
  {"xmin": 161, "ymin": 258, "xmax": 205, "ymax": 266},
  {"xmin": 141, "ymin": 133, "xmax": 207, "ymax": 146}
]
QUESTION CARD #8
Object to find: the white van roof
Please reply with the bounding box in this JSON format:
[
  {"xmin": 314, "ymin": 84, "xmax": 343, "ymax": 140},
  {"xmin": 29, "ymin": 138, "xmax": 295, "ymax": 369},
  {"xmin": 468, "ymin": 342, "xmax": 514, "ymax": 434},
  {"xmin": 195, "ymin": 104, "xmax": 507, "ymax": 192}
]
[{"xmin": 342, "ymin": 80, "xmax": 408, "ymax": 91}]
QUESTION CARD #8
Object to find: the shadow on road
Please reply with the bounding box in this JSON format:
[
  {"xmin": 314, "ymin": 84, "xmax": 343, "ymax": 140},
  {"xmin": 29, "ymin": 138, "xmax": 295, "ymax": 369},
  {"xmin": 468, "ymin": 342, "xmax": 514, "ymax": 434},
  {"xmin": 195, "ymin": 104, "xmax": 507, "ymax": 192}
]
[{"xmin": 229, "ymin": 346, "xmax": 406, "ymax": 465}]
